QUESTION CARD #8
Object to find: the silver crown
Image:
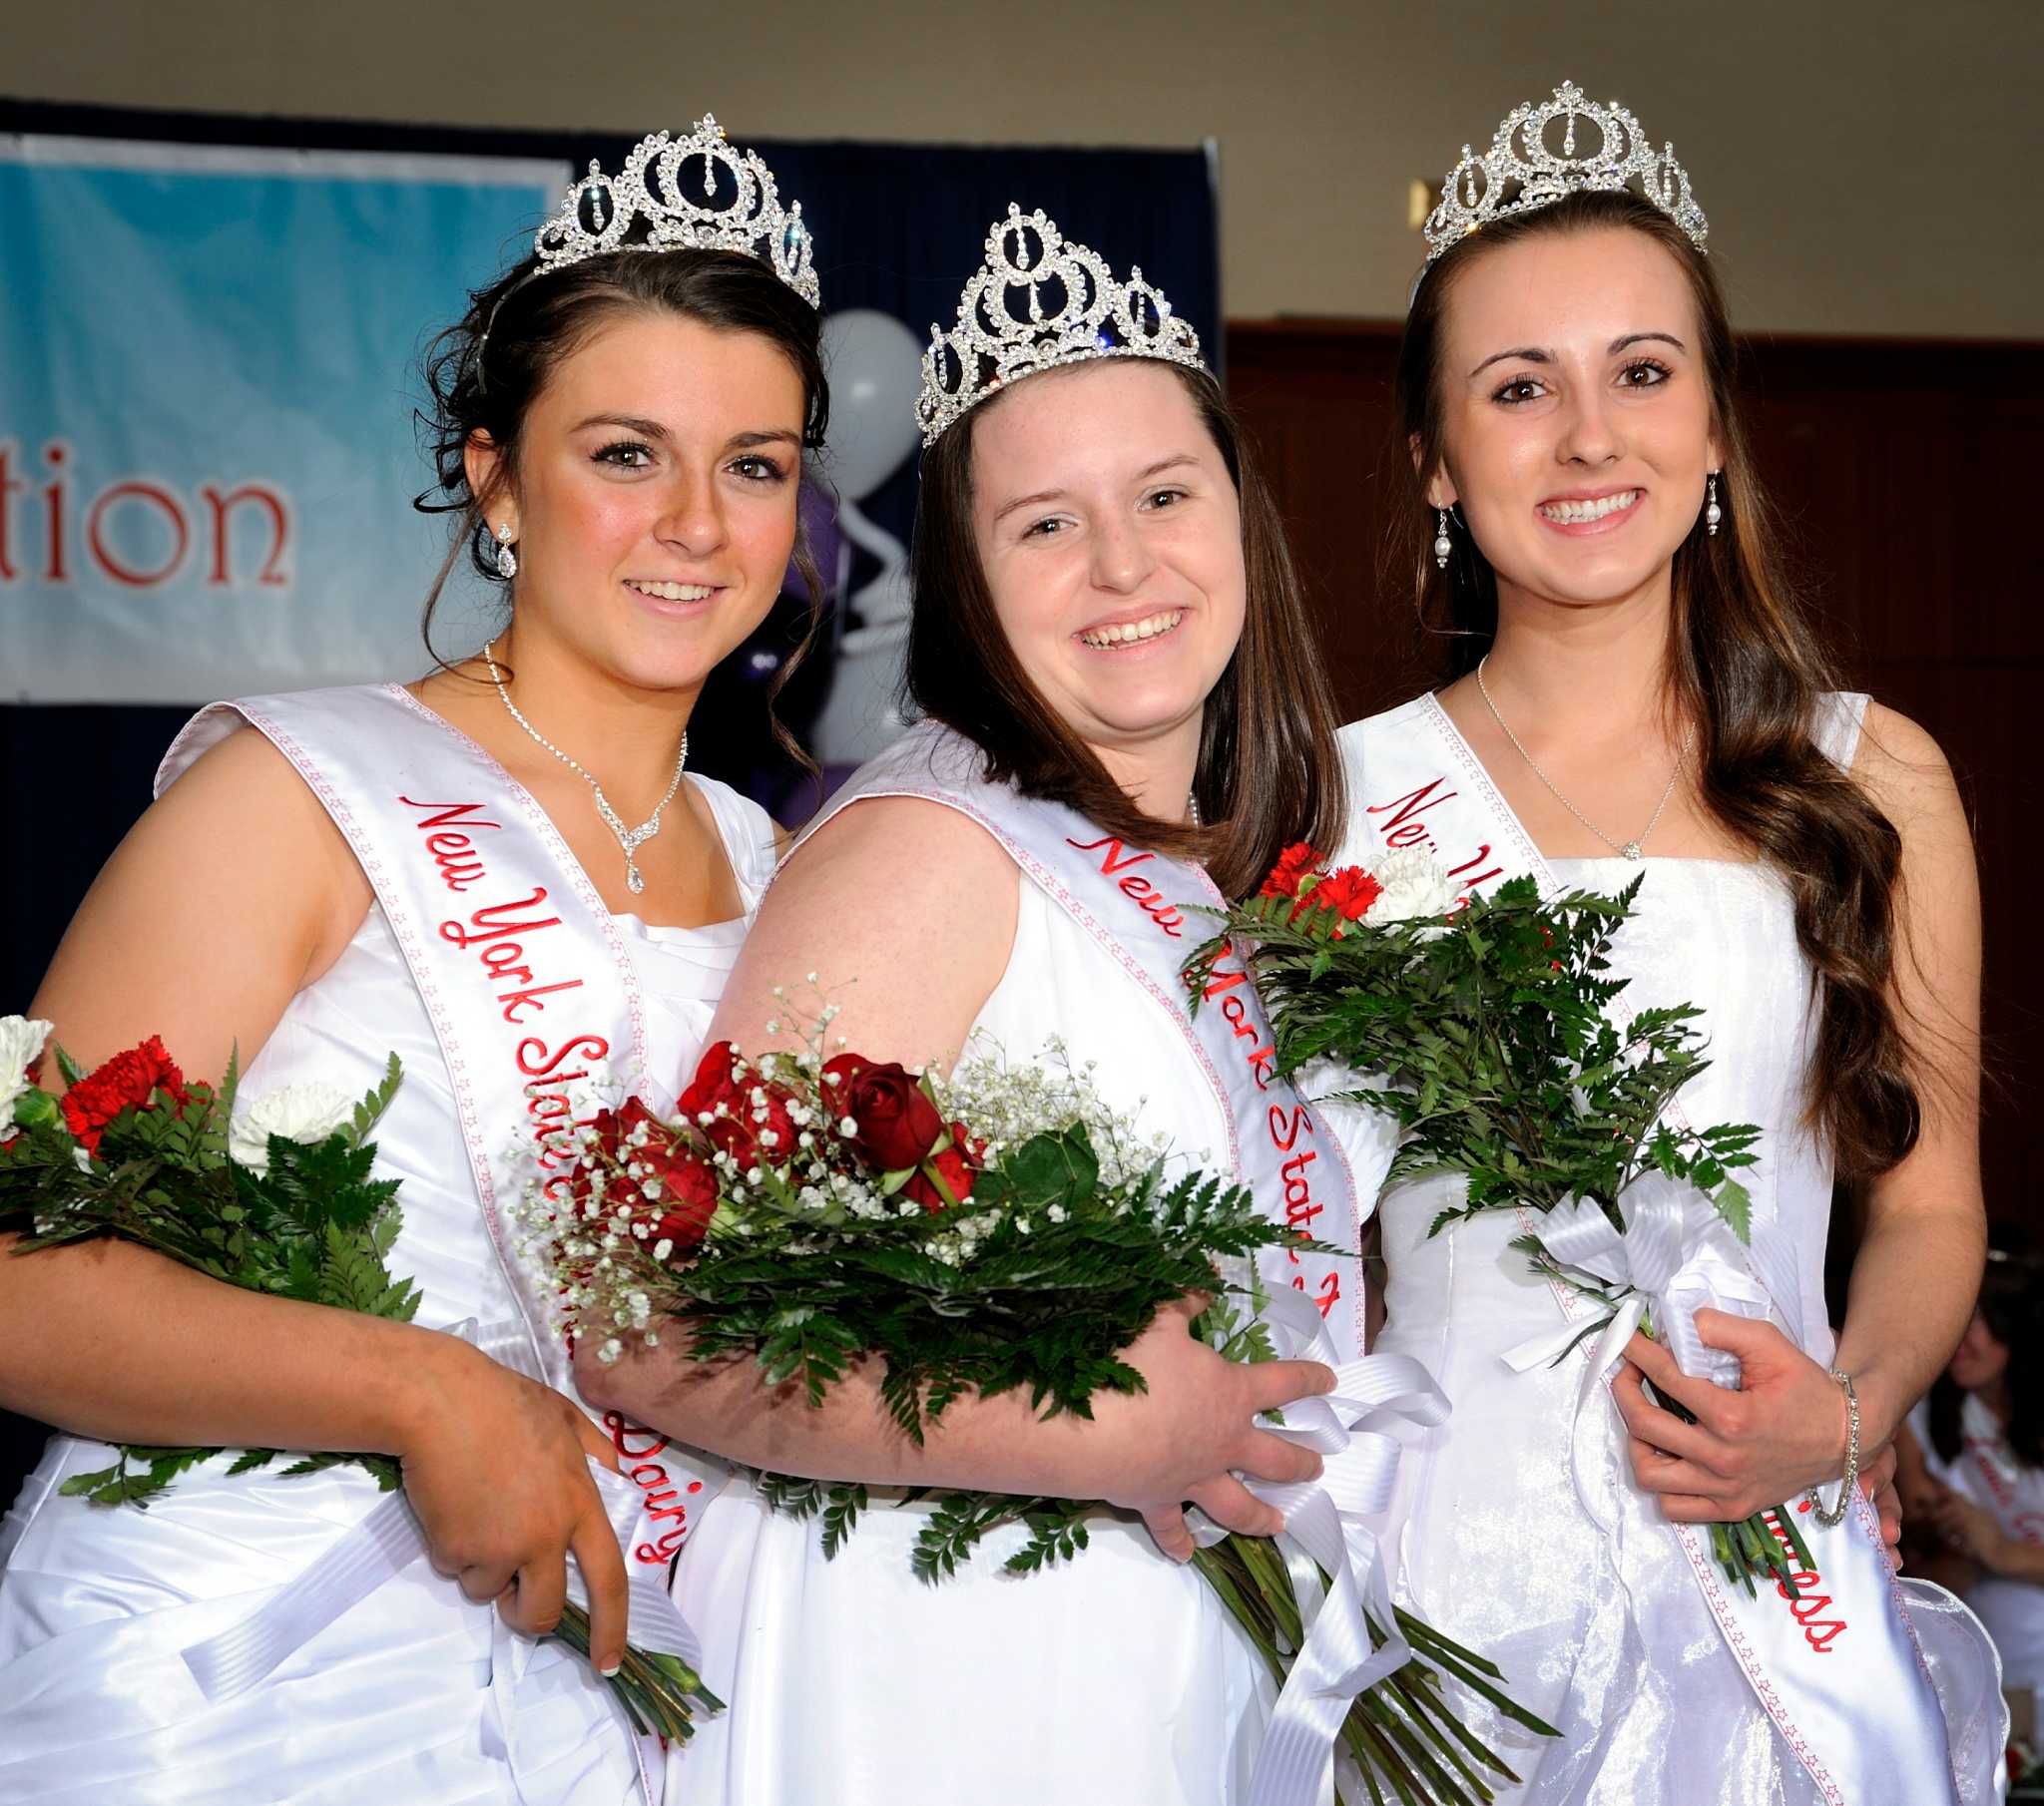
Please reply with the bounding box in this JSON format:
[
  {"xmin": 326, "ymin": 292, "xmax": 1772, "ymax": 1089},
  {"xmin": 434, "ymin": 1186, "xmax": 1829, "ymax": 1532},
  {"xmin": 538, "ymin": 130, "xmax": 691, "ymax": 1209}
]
[
  {"xmin": 532, "ymin": 117, "xmax": 818, "ymax": 307},
  {"xmin": 1423, "ymin": 82, "xmax": 1707, "ymax": 265},
  {"xmin": 916, "ymin": 204, "xmax": 1205, "ymax": 446}
]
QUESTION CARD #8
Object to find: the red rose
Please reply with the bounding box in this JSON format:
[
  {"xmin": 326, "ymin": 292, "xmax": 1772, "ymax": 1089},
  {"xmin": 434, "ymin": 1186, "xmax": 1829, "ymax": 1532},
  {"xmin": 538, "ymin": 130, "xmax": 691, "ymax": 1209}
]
[
  {"xmin": 646, "ymin": 1146, "xmax": 721, "ymax": 1252},
  {"xmin": 821, "ymin": 1053, "xmax": 945, "ymax": 1172},
  {"xmin": 1309, "ymin": 866, "xmax": 1384, "ymax": 924},
  {"xmin": 565, "ymin": 1097, "xmax": 653, "ymax": 1214},
  {"xmin": 566, "ymin": 1096, "xmax": 720, "ymax": 1251},
  {"xmin": 61, "ymin": 1037, "xmax": 192, "ymax": 1156},
  {"xmin": 903, "ymin": 1126, "xmax": 979, "ymax": 1212},
  {"xmin": 677, "ymin": 1041, "xmax": 745, "ymax": 1121},
  {"xmin": 1260, "ymin": 842, "xmax": 1322, "ymax": 901},
  {"xmin": 678, "ymin": 1041, "xmax": 794, "ymax": 1171}
]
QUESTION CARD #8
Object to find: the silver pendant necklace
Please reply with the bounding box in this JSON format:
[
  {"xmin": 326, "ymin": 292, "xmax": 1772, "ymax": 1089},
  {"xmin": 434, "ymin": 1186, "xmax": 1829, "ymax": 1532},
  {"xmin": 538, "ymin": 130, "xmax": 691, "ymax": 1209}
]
[
  {"xmin": 1474, "ymin": 656, "xmax": 1691, "ymax": 862},
  {"xmin": 485, "ymin": 646, "xmax": 688, "ymax": 895}
]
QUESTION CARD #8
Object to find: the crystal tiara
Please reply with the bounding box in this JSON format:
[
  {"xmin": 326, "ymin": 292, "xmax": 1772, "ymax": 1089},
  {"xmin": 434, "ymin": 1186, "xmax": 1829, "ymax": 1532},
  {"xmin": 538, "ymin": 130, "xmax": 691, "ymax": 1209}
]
[
  {"xmin": 530, "ymin": 116, "xmax": 818, "ymax": 306},
  {"xmin": 1423, "ymin": 82, "xmax": 1707, "ymax": 266},
  {"xmin": 915, "ymin": 204, "xmax": 1206, "ymax": 447}
]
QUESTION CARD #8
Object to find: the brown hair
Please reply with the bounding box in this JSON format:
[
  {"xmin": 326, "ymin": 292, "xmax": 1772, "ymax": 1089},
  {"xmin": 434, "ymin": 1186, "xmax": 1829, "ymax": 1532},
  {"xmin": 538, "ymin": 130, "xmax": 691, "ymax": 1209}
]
[
  {"xmin": 906, "ymin": 362, "xmax": 1346, "ymax": 900},
  {"xmin": 414, "ymin": 244, "xmax": 830, "ymax": 762},
  {"xmin": 1392, "ymin": 190, "xmax": 1917, "ymax": 1176},
  {"xmin": 1929, "ymin": 1250, "xmax": 2044, "ymax": 1469}
]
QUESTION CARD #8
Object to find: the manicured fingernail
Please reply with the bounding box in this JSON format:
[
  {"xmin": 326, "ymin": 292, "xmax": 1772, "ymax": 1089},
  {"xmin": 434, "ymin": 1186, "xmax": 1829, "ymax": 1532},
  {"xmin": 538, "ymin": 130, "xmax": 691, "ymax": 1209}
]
[{"xmin": 599, "ymin": 1659, "xmax": 621, "ymax": 1677}]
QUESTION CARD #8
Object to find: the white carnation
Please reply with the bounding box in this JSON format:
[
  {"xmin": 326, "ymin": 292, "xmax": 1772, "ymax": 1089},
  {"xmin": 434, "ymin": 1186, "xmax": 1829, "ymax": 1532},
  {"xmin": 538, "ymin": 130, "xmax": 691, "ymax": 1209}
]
[
  {"xmin": 0, "ymin": 1017, "xmax": 53, "ymax": 1119},
  {"xmin": 230, "ymin": 1082, "xmax": 355, "ymax": 1173},
  {"xmin": 1364, "ymin": 847, "xmax": 1460, "ymax": 924}
]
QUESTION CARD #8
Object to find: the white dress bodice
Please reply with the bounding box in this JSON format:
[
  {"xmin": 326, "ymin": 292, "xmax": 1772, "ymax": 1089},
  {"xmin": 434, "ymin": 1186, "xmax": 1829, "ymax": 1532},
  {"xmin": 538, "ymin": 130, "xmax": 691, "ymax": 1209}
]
[
  {"xmin": 670, "ymin": 866, "xmax": 1273, "ymax": 1806},
  {"xmin": 1364, "ymin": 855, "xmax": 1835, "ymax": 1806},
  {"xmin": 1335, "ymin": 691, "xmax": 2003, "ymax": 1805},
  {"xmin": 0, "ymin": 691, "xmax": 776, "ymax": 1806}
]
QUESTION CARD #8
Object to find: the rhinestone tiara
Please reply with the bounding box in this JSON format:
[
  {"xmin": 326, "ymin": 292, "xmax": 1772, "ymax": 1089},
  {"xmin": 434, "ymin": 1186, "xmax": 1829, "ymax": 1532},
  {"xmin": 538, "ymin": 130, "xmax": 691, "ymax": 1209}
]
[
  {"xmin": 531, "ymin": 117, "xmax": 818, "ymax": 306},
  {"xmin": 916, "ymin": 204, "xmax": 1205, "ymax": 447},
  {"xmin": 1423, "ymin": 81, "xmax": 1707, "ymax": 266}
]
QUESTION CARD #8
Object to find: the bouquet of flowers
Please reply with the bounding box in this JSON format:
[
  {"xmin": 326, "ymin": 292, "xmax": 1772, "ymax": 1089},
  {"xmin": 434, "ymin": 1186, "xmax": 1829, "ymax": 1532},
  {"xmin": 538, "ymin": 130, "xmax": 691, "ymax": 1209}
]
[
  {"xmin": 537, "ymin": 1010, "xmax": 1554, "ymax": 1806},
  {"xmin": 0, "ymin": 1016, "xmax": 714, "ymax": 1742},
  {"xmin": 1185, "ymin": 848, "xmax": 1817, "ymax": 1597}
]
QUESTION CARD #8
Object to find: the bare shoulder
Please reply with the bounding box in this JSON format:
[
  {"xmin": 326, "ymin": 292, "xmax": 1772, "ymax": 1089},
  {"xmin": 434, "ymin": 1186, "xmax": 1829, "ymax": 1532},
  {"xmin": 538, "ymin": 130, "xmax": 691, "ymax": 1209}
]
[
  {"xmin": 713, "ymin": 794, "xmax": 1021, "ymax": 1067},
  {"xmin": 782, "ymin": 792, "xmax": 1021, "ymax": 892},
  {"xmin": 1849, "ymin": 701, "xmax": 1969, "ymax": 850},
  {"xmin": 31, "ymin": 723, "xmax": 370, "ymax": 1079},
  {"xmin": 141, "ymin": 722, "xmax": 366, "ymax": 906}
]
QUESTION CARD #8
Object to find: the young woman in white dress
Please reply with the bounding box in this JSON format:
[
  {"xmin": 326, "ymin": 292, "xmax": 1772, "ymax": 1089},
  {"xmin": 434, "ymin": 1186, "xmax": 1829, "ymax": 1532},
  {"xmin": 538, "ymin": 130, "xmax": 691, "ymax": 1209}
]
[
  {"xmin": 0, "ymin": 120, "xmax": 824, "ymax": 1805},
  {"xmin": 578, "ymin": 210, "xmax": 1361, "ymax": 1805},
  {"xmin": 1903, "ymin": 1254, "xmax": 2044, "ymax": 1698},
  {"xmin": 1330, "ymin": 84, "xmax": 2001, "ymax": 1803}
]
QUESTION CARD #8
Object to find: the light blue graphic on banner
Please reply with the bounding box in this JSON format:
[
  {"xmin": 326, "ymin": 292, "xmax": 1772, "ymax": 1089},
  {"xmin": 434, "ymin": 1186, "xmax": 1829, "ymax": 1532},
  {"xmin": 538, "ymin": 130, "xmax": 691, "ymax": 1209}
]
[{"xmin": 0, "ymin": 140, "xmax": 565, "ymax": 702}]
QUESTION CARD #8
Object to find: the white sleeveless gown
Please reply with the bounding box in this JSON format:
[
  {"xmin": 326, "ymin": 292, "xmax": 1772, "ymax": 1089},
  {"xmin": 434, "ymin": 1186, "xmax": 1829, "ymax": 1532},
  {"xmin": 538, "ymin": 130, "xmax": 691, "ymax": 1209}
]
[
  {"xmin": 1330, "ymin": 692, "xmax": 2001, "ymax": 1803},
  {"xmin": 0, "ymin": 717, "xmax": 776, "ymax": 1805},
  {"xmin": 669, "ymin": 866, "xmax": 1276, "ymax": 1805}
]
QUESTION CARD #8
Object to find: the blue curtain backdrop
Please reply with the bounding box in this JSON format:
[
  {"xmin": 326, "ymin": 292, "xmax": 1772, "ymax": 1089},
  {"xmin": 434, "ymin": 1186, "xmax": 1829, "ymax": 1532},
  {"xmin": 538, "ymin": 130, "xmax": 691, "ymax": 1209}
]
[{"xmin": 0, "ymin": 98, "xmax": 1218, "ymax": 1495}]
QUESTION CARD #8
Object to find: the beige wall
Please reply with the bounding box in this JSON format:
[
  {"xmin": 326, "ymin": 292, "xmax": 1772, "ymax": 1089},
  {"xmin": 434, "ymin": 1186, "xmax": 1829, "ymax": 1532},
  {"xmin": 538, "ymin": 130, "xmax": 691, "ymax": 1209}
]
[{"xmin": 10, "ymin": 0, "xmax": 2041, "ymax": 338}]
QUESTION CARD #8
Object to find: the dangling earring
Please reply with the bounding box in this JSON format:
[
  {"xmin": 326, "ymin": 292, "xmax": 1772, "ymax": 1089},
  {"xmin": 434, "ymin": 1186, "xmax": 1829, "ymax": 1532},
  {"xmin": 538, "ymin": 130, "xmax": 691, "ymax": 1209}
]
[
  {"xmin": 494, "ymin": 520, "xmax": 518, "ymax": 579},
  {"xmin": 1433, "ymin": 506, "xmax": 1452, "ymax": 571},
  {"xmin": 1705, "ymin": 472, "xmax": 1723, "ymax": 539}
]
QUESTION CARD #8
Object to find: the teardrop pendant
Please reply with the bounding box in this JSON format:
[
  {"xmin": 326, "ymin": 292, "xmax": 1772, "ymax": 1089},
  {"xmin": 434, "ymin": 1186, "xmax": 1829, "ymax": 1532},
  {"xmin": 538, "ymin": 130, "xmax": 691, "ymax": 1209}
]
[{"xmin": 627, "ymin": 863, "xmax": 646, "ymax": 894}]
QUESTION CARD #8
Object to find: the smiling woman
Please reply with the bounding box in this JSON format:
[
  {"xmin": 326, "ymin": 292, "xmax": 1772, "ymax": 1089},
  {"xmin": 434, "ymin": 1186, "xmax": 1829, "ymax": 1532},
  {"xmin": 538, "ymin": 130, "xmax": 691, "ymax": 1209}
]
[
  {"xmin": 574, "ymin": 207, "xmax": 1362, "ymax": 1806},
  {"xmin": 0, "ymin": 118, "xmax": 830, "ymax": 1806},
  {"xmin": 1325, "ymin": 84, "xmax": 2001, "ymax": 1805}
]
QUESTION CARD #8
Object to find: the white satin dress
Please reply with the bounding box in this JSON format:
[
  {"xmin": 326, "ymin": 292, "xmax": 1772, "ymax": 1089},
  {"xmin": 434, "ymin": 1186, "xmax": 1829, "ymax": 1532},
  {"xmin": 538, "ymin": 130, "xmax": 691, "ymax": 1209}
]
[
  {"xmin": 668, "ymin": 867, "xmax": 1276, "ymax": 1806},
  {"xmin": 0, "ymin": 758, "xmax": 775, "ymax": 1806},
  {"xmin": 1910, "ymin": 1395, "xmax": 2044, "ymax": 1699},
  {"xmin": 1332, "ymin": 695, "xmax": 2004, "ymax": 1804}
]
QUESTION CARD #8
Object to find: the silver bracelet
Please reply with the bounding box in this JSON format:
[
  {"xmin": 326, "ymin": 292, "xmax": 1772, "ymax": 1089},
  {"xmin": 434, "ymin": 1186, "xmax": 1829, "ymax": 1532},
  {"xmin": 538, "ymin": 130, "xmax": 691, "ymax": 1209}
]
[{"xmin": 1806, "ymin": 1367, "xmax": 1860, "ymax": 1528}]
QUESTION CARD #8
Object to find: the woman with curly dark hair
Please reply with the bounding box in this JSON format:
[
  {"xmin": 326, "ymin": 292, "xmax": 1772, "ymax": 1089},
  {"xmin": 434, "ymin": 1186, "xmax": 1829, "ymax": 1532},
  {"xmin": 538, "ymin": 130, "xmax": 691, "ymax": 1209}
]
[{"xmin": 0, "ymin": 119, "xmax": 826, "ymax": 1803}]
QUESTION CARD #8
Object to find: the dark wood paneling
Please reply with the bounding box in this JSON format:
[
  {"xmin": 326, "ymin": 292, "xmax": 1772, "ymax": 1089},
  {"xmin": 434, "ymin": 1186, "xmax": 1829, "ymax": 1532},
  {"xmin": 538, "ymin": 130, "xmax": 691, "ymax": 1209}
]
[{"xmin": 1227, "ymin": 319, "xmax": 2044, "ymax": 1230}]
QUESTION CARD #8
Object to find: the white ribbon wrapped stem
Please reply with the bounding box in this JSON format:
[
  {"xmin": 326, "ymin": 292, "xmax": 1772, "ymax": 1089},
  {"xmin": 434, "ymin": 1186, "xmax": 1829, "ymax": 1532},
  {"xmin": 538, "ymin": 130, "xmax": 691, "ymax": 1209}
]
[
  {"xmin": 179, "ymin": 1316, "xmax": 709, "ymax": 1700},
  {"xmin": 1188, "ymin": 1284, "xmax": 1448, "ymax": 1806},
  {"xmin": 1502, "ymin": 1178, "xmax": 1788, "ymax": 1404}
]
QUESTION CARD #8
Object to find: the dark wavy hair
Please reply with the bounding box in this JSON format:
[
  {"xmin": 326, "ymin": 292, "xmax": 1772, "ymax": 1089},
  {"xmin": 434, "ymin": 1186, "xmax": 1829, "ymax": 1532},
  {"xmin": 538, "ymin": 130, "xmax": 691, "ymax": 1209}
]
[
  {"xmin": 413, "ymin": 243, "xmax": 830, "ymax": 761},
  {"xmin": 1390, "ymin": 190, "xmax": 1917, "ymax": 1178},
  {"xmin": 906, "ymin": 362, "xmax": 1346, "ymax": 900},
  {"xmin": 1929, "ymin": 1251, "xmax": 2044, "ymax": 1470}
]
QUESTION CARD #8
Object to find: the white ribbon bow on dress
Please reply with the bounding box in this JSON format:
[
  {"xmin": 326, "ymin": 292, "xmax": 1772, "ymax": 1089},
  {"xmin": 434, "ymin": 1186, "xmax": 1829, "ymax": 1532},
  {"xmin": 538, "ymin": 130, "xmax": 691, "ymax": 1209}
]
[
  {"xmin": 1501, "ymin": 1175, "xmax": 1802, "ymax": 1400},
  {"xmin": 1191, "ymin": 1283, "xmax": 1451, "ymax": 1806}
]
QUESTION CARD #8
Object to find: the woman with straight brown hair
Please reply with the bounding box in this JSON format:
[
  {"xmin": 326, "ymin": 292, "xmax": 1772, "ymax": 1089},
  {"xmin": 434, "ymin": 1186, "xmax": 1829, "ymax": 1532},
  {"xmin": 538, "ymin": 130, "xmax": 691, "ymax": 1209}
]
[
  {"xmin": 578, "ymin": 207, "xmax": 1363, "ymax": 1803},
  {"xmin": 1328, "ymin": 82, "xmax": 2002, "ymax": 1804}
]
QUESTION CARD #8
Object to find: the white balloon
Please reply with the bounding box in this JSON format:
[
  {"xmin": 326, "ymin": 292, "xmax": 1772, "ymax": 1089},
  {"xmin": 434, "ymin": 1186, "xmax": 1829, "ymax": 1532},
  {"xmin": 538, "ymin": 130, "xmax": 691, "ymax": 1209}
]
[{"xmin": 819, "ymin": 308, "xmax": 925, "ymax": 503}]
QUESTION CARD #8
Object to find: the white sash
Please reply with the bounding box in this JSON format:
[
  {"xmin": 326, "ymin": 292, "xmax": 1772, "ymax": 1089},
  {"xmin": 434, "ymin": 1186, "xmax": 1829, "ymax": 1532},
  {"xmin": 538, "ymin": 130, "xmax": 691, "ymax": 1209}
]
[
  {"xmin": 809, "ymin": 722, "xmax": 1451, "ymax": 1806},
  {"xmin": 1343, "ymin": 690, "xmax": 2000, "ymax": 1806},
  {"xmin": 1960, "ymin": 1393, "xmax": 2044, "ymax": 1548},
  {"xmin": 155, "ymin": 683, "xmax": 729, "ymax": 1798}
]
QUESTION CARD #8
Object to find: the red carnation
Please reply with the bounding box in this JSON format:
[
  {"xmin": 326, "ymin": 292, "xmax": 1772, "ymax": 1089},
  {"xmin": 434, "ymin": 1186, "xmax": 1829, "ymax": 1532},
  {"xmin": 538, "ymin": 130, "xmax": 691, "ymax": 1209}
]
[
  {"xmin": 1309, "ymin": 866, "xmax": 1384, "ymax": 925},
  {"xmin": 821, "ymin": 1053, "xmax": 946, "ymax": 1173},
  {"xmin": 1260, "ymin": 842, "xmax": 1323, "ymax": 901},
  {"xmin": 678, "ymin": 1041, "xmax": 795, "ymax": 1172},
  {"xmin": 61, "ymin": 1037, "xmax": 192, "ymax": 1156}
]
